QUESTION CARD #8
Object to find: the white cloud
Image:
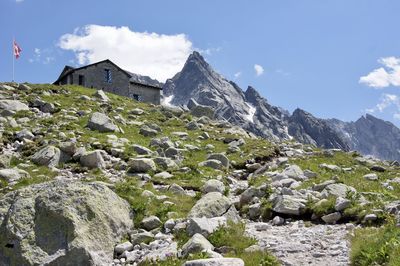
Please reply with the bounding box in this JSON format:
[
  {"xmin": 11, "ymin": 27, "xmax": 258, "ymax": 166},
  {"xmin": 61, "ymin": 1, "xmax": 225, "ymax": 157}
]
[
  {"xmin": 234, "ymin": 71, "xmax": 242, "ymax": 79},
  {"xmin": 58, "ymin": 25, "xmax": 193, "ymax": 82},
  {"xmin": 15, "ymin": 0, "xmax": 24, "ymax": 2},
  {"xmin": 254, "ymin": 64, "xmax": 264, "ymax": 77},
  {"xmin": 360, "ymin": 57, "xmax": 400, "ymax": 88},
  {"xmin": 366, "ymin": 93, "xmax": 400, "ymax": 114},
  {"xmin": 29, "ymin": 47, "xmax": 55, "ymax": 64}
]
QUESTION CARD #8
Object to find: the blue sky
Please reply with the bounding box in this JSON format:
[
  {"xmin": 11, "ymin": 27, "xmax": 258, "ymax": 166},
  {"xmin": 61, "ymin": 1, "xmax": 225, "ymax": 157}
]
[{"xmin": 2, "ymin": 0, "xmax": 400, "ymax": 125}]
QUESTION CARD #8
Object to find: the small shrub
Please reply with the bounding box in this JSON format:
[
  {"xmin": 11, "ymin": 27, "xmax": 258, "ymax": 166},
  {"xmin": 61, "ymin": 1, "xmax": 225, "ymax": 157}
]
[
  {"xmin": 208, "ymin": 221, "xmax": 256, "ymax": 253},
  {"xmin": 311, "ymin": 196, "xmax": 336, "ymax": 216}
]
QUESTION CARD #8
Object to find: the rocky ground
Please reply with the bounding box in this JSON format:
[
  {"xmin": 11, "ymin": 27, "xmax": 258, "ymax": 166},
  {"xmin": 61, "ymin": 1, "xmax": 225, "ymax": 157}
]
[
  {"xmin": 0, "ymin": 83, "xmax": 400, "ymax": 266},
  {"xmin": 246, "ymin": 222, "xmax": 350, "ymax": 266}
]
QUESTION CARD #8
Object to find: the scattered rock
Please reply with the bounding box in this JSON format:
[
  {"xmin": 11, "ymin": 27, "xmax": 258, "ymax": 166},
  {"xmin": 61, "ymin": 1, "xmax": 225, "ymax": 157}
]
[
  {"xmin": 187, "ymin": 217, "xmax": 227, "ymax": 237},
  {"xmin": 31, "ymin": 145, "xmax": 65, "ymax": 167},
  {"xmin": 139, "ymin": 125, "xmax": 158, "ymax": 137},
  {"xmin": 88, "ymin": 112, "xmax": 119, "ymax": 132},
  {"xmin": 0, "ymin": 100, "xmax": 29, "ymax": 116},
  {"xmin": 207, "ymin": 153, "xmax": 229, "ymax": 168},
  {"xmin": 141, "ymin": 216, "xmax": 162, "ymax": 231},
  {"xmin": 181, "ymin": 233, "xmax": 214, "ymax": 257},
  {"xmin": 202, "ymin": 179, "xmax": 225, "ymax": 194},
  {"xmin": 93, "ymin": 90, "xmax": 109, "ymax": 102},
  {"xmin": 321, "ymin": 212, "xmax": 341, "ymax": 224},
  {"xmin": 0, "ymin": 168, "xmax": 30, "ymax": 183},
  {"xmin": 129, "ymin": 158, "xmax": 156, "ymax": 173},
  {"xmin": 335, "ymin": 197, "xmax": 351, "ymax": 211},
  {"xmin": 189, "ymin": 192, "xmax": 232, "ymax": 218},
  {"xmin": 272, "ymin": 195, "xmax": 307, "ymax": 216},
  {"xmin": 80, "ymin": 150, "xmax": 106, "ymax": 169},
  {"xmin": 364, "ymin": 173, "xmax": 378, "ymax": 181}
]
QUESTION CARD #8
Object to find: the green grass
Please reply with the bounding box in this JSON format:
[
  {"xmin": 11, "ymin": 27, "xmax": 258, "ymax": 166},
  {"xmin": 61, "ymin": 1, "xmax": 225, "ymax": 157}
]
[
  {"xmin": 350, "ymin": 217, "xmax": 400, "ymax": 266},
  {"xmin": 207, "ymin": 221, "xmax": 280, "ymax": 265},
  {"xmin": 115, "ymin": 178, "xmax": 197, "ymax": 226}
]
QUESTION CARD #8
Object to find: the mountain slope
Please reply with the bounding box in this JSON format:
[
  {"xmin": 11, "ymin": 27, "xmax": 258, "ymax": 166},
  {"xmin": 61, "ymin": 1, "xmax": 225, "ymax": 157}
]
[
  {"xmin": 163, "ymin": 51, "xmax": 400, "ymax": 161},
  {"xmin": 163, "ymin": 52, "xmax": 290, "ymax": 140},
  {"xmin": 327, "ymin": 114, "xmax": 400, "ymax": 161},
  {"xmin": 288, "ymin": 109, "xmax": 350, "ymax": 151}
]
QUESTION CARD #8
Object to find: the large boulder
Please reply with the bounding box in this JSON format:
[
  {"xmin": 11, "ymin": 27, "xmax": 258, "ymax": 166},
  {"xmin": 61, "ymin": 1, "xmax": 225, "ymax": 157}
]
[
  {"xmin": 188, "ymin": 192, "xmax": 232, "ymax": 218},
  {"xmin": 0, "ymin": 181, "xmax": 133, "ymax": 265},
  {"xmin": 87, "ymin": 112, "xmax": 119, "ymax": 132}
]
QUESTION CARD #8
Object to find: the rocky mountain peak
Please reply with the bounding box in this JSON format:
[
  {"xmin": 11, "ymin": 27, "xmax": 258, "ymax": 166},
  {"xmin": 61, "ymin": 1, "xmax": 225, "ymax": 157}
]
[
  {"xmin": 244, "ymin": 86, "xmax": 263, "ymax": 103},
  {"xmin": 289, "ymin": 108, "xmax": 350, "ymax": 151}
]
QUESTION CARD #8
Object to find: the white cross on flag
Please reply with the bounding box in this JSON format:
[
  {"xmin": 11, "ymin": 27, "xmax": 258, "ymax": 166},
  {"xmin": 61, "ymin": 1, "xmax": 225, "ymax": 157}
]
[{"xmin": 13, "ymin": 40, "xmax": 22, "ymax": 59}]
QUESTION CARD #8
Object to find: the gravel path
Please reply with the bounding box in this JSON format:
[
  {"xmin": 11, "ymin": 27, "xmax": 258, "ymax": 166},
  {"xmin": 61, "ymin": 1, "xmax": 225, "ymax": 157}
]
[{"xmin": 246, "ymin": 221, "xmax": 352, "ymax": 266}]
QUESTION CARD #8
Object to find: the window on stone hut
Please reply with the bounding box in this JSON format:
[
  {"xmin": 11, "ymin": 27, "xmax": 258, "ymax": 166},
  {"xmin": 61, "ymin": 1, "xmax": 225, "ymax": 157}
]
[{"xmin": 104, "ymin": 69, "xmax": 112, "ymax": 83}]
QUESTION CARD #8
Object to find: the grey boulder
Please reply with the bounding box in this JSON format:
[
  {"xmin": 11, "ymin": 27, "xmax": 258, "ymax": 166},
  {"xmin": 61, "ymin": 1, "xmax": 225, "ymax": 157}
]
[
  {"xmin": 188, "ymin": 192, "xmax": 232, "ymax": 218},
  {"xmin": 128, "ymin": 158, "xmax": 156, "ymax": 173},
  {"xmin": 80, "ymin": 150, "xmax": 106, "ymax": 169},
  {"xmin": 181, "ymin": 233, "xmax": 214, "ymax": 257},
  {"xmin": 0, "ymin": 181, "xmax": 133, "ymax": 265},
  {"xmin": 0, "ymin": 100, "xmax": 29, "ymax": 116},
  {"xmin": 87, "ymin": 112, "xmax": 119, "ymax": 132},
  {"xmin": 31, "ymin": 145, "xmax": 67, "ymax": 168}
]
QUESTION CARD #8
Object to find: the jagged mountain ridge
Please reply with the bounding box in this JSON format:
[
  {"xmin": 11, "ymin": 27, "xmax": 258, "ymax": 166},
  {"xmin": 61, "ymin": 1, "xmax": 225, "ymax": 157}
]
[
  {"xmin": 163, "ymin": 52, "xmax": 291, "ymax": 140},
  {"xmin": 163, "ymin": 51, "xmax": 400, "ymax": 161}
]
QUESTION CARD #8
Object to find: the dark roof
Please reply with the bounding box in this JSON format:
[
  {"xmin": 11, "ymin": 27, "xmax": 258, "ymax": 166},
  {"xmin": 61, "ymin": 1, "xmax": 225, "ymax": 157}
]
[{"xmin": 53, "ymin": 59, "xmax": 163, "ymax": 89}]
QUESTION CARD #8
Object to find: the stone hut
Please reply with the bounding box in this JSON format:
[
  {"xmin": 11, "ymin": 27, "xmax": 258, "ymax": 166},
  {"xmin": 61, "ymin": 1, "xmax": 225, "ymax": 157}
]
[{"xmin": 54, "ymin": 59, "xmax": 162, "ymax": 105}]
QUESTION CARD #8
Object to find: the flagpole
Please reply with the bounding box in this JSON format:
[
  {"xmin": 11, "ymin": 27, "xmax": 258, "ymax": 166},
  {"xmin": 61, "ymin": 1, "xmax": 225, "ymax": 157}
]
[{"xmin": 12, "ymin": 37, "xmax": 15, "ymax": 82}]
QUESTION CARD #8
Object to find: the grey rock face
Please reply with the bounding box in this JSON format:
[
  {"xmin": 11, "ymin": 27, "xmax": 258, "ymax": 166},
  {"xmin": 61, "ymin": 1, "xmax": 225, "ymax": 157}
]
[
  {"xmin": 0, "ymin": 181, "xmax": 133, "ymax": 265},
  {"xmin": 87, "ymin": 112, "xmax": 118, "ymax": 132},
  {"xmin": 163, "ymin": 52, "xmax": 290, "ymax": 141},
  {"xmin": 327, "ymin": 114, "xmax": 400, "ymax": 161},
  {"xmin": 288, "ymin": 109, "xmax": 350, "ymax": 151}
]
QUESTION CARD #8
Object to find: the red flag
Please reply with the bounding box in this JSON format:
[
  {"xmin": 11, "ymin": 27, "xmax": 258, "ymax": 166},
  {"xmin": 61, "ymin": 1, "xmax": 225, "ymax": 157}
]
[{"xmin": 13, "ymin": 40, "xmax": 22, "ymax": 59}]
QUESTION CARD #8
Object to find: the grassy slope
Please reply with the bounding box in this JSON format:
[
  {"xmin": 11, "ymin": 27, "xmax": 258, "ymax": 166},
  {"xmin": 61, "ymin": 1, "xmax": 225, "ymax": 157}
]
[
  {"xmin": 2, "ymin": 84, "xmax": 400, "ymax": 265},
  {"xmin": 0, "ymin": 84, "xmax": 279, "ymax": 265}
]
